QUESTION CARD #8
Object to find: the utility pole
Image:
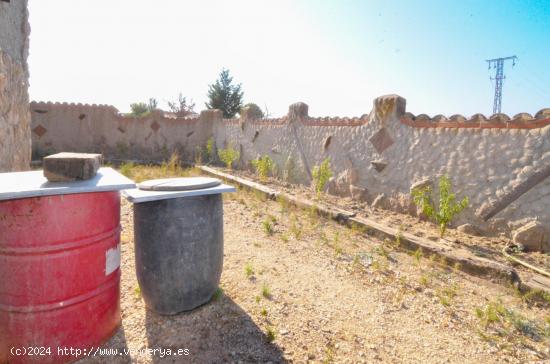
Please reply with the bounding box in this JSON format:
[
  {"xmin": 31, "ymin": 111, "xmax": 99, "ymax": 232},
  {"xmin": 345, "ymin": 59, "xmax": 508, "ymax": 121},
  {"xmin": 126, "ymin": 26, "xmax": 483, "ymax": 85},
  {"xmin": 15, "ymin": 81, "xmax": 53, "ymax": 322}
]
[{"xmin": 486, "ymin": 56, "xmax": 517, "ymax": 114}]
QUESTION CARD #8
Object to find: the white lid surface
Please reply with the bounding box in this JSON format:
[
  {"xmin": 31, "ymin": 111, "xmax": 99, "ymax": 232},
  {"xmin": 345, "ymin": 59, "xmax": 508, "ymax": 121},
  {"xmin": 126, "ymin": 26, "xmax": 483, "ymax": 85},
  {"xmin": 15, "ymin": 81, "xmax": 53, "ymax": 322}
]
[
  {"xmin": 0, "ymin": 167, "xmax": 135, "ymax": 201},
  {"xmin": 138, "ymin": 177, "xmax": 221, "ymax": 191},
  {"xmin": 123, "ymin": 183, "xmax": 236, "ymax": 203}
]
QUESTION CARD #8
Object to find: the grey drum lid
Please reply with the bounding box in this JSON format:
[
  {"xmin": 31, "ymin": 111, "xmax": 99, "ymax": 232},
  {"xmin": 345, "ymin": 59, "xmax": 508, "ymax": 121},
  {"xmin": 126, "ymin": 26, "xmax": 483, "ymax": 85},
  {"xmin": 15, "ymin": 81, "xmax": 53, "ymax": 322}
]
[{"xmin": 138, "ymin": 177, "xmax": 221, "ymax": 191}]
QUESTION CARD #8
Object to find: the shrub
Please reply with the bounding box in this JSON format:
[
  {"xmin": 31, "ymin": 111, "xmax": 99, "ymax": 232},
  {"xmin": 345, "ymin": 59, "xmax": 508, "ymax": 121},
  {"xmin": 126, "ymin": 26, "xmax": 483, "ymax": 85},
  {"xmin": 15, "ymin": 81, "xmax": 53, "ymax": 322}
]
[
  {"xmin": 412, "ymin": 175, "xmax": 469, "ymax": 237},
  {"xmin": 129, "ymin": 98, "xmax": 157, "ymax": 117},
  {"xmin": 242, "ymin": 103, "xmax": 265, "ymax": 119},
  {"xmin": 218, "ymin": 146, "xmax": 240, "ymax": 169},
  {"xmin": 312, "ymin": 158, "xmax": 333, "ymax": 195},
  {"xmin": 129, "ymin": 102, "xmax": 149, "ymax": 117},
  {"xmin": 167, "ymin": 93, "xmax": 195, "ymax": 116},
  {"xmin": 206, "ymin": 137, "xmax": 215, "ymax": 163},
  {"xmin": 252, "ymin": 155, "xmax": 275, "ymax": 181}
]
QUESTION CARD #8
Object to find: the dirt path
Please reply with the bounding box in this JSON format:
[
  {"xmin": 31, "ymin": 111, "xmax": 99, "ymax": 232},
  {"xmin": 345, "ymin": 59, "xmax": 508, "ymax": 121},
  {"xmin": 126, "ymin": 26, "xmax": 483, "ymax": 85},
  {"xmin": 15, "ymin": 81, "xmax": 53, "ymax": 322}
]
[{"xmin": 80, "ymin": 187, "xmax": 549, "ymax": 364}]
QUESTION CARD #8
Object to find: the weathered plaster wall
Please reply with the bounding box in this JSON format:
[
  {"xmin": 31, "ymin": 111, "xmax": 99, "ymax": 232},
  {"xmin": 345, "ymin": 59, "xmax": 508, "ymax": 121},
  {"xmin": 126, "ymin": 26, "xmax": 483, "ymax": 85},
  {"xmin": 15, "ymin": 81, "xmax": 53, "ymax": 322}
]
[
  {"xmin": 29, "ymin": 95, "xmax": 550, "ymax": 241},
  {"xmin": 0, "ymin": 0, "xmax": 31, "ymax": 171},
  {"xmin": 31, "ymin": 101, "xmax": 219, "ymax": 162},
  {"xmin": 215, "ymin": 96, "xmax": 550, "ymax": 239}
]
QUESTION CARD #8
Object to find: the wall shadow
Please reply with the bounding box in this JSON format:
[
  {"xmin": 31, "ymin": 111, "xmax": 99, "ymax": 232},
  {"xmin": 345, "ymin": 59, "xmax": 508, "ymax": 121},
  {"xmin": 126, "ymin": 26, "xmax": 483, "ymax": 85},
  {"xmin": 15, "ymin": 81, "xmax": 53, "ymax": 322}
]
[{"xmin": 144, "ymin": 294, "xmax": 288, "ymax": 364}]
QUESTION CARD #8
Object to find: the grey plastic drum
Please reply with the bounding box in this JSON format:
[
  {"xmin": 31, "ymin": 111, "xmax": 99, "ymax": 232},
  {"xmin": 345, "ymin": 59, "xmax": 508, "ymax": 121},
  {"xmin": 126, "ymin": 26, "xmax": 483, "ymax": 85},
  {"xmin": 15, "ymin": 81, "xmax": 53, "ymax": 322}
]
[{"xmin": 133, "ymin": 194, "xmax": 224, "ymax": 314}]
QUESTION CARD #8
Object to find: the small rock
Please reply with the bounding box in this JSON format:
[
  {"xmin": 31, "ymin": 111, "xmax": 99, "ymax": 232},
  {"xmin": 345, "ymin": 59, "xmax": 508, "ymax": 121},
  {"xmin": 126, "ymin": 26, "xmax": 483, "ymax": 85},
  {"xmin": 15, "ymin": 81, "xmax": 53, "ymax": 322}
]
[
  {"xmin": 512, "ymin": 221, "xmax": 549, "ymax": 252},
  {"xmin": 457, "ymin": 223, "xmax": 481, "ymax": 236},
  {"xmin": 350, "ymin": 185, "xmax": 369, "ymax": 202},
  {"xmin": 371, "ymin": 194, "xmax": 388, "ymax": 209},
  {"xmin": 410, "ymin": 178, "xmax": 433, "ymax": 194},
  {"xmin": 43, "ymin": 152, "xmax": 102, "ymax": 182},
  {"xmin": 371, "ymin": 160, "xmax": 387, "ymax": 172}
]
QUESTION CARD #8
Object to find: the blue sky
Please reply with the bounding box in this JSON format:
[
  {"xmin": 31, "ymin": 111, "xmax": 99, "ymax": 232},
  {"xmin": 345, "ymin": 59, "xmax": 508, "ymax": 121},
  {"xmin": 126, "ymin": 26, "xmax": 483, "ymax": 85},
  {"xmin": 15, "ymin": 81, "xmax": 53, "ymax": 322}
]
[{"xmin": 27, "ymin": 0, "xmax": 550, "ymax": 117}]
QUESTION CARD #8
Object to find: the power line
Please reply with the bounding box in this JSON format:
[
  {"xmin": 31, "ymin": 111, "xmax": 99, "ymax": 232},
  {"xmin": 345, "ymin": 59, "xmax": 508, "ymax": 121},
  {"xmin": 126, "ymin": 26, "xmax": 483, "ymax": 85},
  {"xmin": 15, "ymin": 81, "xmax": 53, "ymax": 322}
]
[{"xmin": 486, "ymin": 55, "xmax": 517, "ymax": 114}]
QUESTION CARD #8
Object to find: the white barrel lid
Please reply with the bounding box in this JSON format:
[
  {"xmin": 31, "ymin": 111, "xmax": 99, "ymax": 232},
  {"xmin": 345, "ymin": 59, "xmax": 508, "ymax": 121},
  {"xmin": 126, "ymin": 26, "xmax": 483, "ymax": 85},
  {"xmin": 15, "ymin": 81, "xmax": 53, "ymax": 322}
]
[
  {"xmin": 138, "ymin": 177, "xmax": 221, "ymax": 191},
  {"xmin": 0, "ymin": 167, "xmax": 136, "ymax": 201}
]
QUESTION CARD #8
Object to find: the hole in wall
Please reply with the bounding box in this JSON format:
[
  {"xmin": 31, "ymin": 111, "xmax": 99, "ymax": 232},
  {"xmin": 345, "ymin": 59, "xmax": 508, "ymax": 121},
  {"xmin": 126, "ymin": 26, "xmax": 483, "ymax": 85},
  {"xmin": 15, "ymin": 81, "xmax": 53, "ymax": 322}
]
[
  {"xmin": 186, "ymin": 131, "xmax": 194, "ymax": 137},
  {"xmin": 252, "ymin": 130, "xmax": 260, "ymax": 142},
  {"xmin": 33, "ymin": 109, "xmax": 48, "ymax": 114},
  {"xmin": 79, "ymin": 114, "xmax": 86, "ymax": 120},
  {"xmin": 323, "ymin": 135, "xmax": 332, "ymax": 150}
]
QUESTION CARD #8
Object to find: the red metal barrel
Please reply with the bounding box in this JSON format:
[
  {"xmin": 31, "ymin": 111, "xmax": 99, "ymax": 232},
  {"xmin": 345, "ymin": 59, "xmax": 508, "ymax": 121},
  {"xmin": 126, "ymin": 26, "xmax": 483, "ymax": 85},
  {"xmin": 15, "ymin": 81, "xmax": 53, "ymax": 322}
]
[{"xmin": 0, "ymin": 191, "xmax": 121, "ymax": 364}]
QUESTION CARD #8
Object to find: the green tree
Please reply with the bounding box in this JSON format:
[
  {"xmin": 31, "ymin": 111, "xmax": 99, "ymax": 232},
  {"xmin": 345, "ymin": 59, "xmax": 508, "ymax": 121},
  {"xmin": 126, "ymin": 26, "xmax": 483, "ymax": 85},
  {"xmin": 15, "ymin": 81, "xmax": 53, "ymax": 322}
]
[
  {"xmin": 206, "ymin": 69, "xmax": 243, "ymax": 118},
  {"xmin": 242, "ymin": 103, "xmax": 265, "ymax": 119}
]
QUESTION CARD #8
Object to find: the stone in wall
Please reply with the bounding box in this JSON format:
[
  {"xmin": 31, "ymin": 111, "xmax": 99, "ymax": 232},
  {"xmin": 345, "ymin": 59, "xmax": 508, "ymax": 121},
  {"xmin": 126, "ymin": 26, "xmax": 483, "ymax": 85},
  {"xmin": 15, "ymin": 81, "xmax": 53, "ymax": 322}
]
[
  {"xmin": 0, "ymin": 0, "xmax": 31, "ymax": 172},
  {"xmin": 373, "ymin": 94, "xmax": 406, "ymax": 125},
  {"xmin": 457, "ymin": 223, "xmax": 481, "ymax": 236},
  {"xmin": 288, "ymin": 102, "xmax": 308, "ymax": 121},
  {"xmin": 327, "ymin": 157, "xmax": 360, "ymax": 197},
  {"xmin": 512, "ymin": 221, "xmax": 549, "ymax": 253},
  {"xmin": 283, "ymin": 154, "xmax": 308, "ymax": 184}
]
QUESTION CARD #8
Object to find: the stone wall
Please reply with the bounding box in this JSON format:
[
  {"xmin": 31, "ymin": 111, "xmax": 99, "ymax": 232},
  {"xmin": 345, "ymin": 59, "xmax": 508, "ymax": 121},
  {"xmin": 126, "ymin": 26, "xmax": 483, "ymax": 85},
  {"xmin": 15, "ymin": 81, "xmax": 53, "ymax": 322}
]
[
  {"xmin": 29, "ymin": 95, "xmax": 550, "ymax": 242},
  {"xmin": 31, "ymin": 101, "xmax": 220, "ymax": 162},
  {"xmin": 0, "ymin": 0, "xmax": 31, "ymax": 172},
  {"xmin": 214, "ymin": 96, "xmax": 550, "ymax": 241}
]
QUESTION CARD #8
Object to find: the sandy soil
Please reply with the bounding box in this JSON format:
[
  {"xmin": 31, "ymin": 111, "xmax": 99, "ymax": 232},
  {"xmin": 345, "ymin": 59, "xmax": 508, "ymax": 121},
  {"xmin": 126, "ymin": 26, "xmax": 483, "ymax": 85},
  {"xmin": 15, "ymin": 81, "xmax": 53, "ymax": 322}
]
[{"xmin": 80, "ymin": 186, "xmax": 549, "ymax": 364}]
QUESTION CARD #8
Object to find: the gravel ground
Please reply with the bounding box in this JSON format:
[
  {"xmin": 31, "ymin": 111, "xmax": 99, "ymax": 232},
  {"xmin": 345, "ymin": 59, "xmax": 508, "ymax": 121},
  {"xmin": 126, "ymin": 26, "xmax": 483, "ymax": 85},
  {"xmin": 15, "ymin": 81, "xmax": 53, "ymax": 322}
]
[
  {"xmin": 80, "ymin": 186, "xmax": 550, "ymax": 364},
  {"xmin": 230, "ymin": 168, "xmax": 550, "ymax": 276}
]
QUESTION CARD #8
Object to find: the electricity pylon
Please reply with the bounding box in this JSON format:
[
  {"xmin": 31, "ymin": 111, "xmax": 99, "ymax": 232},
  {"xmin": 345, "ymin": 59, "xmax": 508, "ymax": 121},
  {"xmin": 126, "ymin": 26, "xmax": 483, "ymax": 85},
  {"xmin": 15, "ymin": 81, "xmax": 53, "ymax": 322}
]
[{"xmin": 486, "ymin": 56, "xmax": 517, "ymax": 114}]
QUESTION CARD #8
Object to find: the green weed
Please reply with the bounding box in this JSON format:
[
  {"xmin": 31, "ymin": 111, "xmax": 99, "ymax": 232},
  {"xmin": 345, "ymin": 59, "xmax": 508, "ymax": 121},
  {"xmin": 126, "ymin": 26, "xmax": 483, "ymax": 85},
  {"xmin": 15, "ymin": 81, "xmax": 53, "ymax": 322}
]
[
  {"xmin": 262, "ymin": 219, "xmax": 275, "ymax": 236},
  {"xmin": 218, "ymin": 145, "xmax": 240, "ymax": 169},
  {"xmin": 252, "ymin": 155, "xmax": 275, "ymax": 181},
  {"xmin": 290, "ymin": 218, "xmax": 303, "ymax": 240},
  {"xmin": 312, "ymin": 158, "xmax": 333, "ymax": 196},
  {"xmin": 244, "ymin": 262, "xmax": 254, "ymax": 278},
  {"xmin": 134, "ymin": 285, "xmax": 141, "ymax": 299},
  {"xmin": 266, "ymin": 327, "xmax": 276, "ymax": 343},
  {"xmin": 475, "ymin": 299, "xmax": 547, "ymax": 340},
  {"xmin": 119, "ymin": 162, "xmax": 135, "ymax": 178},
  {"xmin": 412, "ymin": 175, "xmax": 469, "ymax": 237},
  {"xmin": 413, "ymin": 248, "xmax": 423, "ymax": 266},
  {"xmin": 212, "ymin": 287, "xmax": 224, "ymax": 301},
  {"xmin": 261, "ymin": 284, "xmax": 272, "ymax": 299},
  {"xmin": 436, "ymin": 284, "xmax": 458, "ymax": 307},
  {"xmin": 280, "ymin": 233, "xmax": 289, "ymax": 243}
]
